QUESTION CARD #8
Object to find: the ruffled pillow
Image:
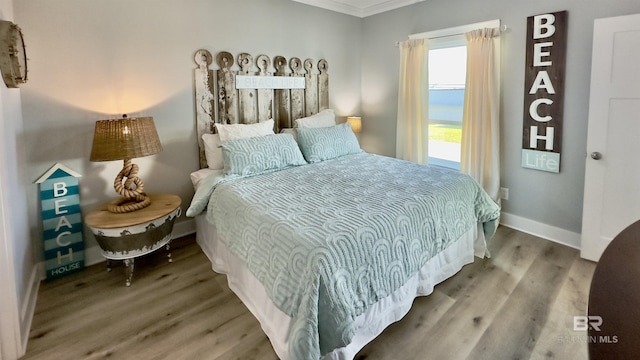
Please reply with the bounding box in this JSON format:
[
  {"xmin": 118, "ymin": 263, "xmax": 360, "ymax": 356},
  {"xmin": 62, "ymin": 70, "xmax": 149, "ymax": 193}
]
[
  {"xmin": 294, "ymin": 109, "xmax": 335, "ymax": 128},
  {"xmin": 215, "ymin": 119, "xmax": 275, "ymax": 142}
]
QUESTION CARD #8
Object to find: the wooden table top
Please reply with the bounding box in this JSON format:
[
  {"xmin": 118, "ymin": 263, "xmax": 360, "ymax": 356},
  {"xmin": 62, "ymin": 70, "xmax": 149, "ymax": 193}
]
[
  {"xmin": 85, "ymin": 194, "xmax": 181, "ymax": 229},
  {"xmin": 588, "ymin": 219, "xmax": 640, "ymax": 358}
]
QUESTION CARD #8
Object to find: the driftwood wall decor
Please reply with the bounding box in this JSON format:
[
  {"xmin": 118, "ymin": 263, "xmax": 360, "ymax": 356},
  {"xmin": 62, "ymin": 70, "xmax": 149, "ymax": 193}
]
[{"xmin": 193, "ymin": 49, "xmax": 329, "ymax": 168}]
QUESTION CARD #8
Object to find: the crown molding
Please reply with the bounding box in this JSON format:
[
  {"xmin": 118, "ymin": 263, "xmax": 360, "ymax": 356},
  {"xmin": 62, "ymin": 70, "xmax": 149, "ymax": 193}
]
[{"xmin": 292, "ymin": 0, "xmax": 425, "ymax": 18}]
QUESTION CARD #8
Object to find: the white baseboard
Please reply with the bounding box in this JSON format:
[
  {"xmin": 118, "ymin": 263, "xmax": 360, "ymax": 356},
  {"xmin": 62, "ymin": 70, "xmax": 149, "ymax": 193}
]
[
  {"xmin": 84, "ymin": 245, "xmax": 106, "ymax": 267},
  {"xmin": 21, "ymin": 264, "xmax": 40, "ymax": 354},
  {"xmin": 499, "ymin": 212, "xmax": 581, "ymax": 250},
  {"xmin": 173, "ymin": 217, "xmax": 197, "ymax": 240}
]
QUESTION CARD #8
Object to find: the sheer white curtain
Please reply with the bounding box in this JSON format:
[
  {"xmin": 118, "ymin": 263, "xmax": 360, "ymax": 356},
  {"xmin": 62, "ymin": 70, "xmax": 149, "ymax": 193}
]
[
  {"xmin": 461, "ymin": 28, "xmax": 501, "ymax": 204},
  {"xmin": 396, "ymin": 39, "xmax": 429, "ymax": 164}
]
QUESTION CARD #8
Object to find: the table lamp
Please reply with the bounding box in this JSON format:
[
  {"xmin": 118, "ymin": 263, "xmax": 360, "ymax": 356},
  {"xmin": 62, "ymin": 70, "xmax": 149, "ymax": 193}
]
[
  {"xmin": 90, "ymin": 115, "xmax": 162, "ymax": 213},
  {"xmin": 346, "ymin": 116, "xmax": 362, "ymax": 133}
]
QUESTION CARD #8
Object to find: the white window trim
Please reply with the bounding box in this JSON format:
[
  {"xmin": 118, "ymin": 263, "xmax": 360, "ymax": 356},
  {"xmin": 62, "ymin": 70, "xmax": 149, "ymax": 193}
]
[{"xmin": 409, "ymin": 19, "xmax": 501, "ymax": 41}]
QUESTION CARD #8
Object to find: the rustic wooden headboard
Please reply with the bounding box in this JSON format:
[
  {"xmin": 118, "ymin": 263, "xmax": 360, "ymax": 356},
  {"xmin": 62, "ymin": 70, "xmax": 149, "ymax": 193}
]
[{"xmin": 193, "ymin": 49, "xmax": 329, "ymax": 169}]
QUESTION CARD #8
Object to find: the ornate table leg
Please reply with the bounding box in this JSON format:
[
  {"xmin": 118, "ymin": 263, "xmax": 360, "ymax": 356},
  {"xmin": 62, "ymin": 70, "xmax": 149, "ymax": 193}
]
[
  {"xmin": 106, "ymin": 259, "xmax": 112, "ymax": 272},
  {"xmin": 123, "ymin": 258, "xmax": 135, "ymax": 287},
  {"xmin": 166, "ymin": 241, "xmax": 173, "ymax": 263}
]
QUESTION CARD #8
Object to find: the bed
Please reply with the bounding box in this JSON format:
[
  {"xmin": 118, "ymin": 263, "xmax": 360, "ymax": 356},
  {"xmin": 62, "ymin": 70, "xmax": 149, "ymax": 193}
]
[{"xmin": 187, "ymin": 49, "xmax": 501, "ymax": 360}]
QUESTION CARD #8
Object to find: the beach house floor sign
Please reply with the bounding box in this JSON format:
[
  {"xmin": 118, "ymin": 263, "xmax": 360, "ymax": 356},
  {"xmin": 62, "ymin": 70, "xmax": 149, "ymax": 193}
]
[{"xmin": 35, "ymin": 163, "xmax": 84, "ymax": 279}]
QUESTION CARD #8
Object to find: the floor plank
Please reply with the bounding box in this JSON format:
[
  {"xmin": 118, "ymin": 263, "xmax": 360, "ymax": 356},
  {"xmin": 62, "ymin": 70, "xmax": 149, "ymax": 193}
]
[
  {"xmin": 531, "ymin": 256, "xmax": 595, "ymax": 359},
  {"xmin": 469, "ymin": 243, "xmax": 576, "ymax": 359},
  {"xmin": 361, "ymin": 226, "xmax": 551, "ymax": 359},
  {"xmin": 22, "ymin": 226, "xmax": 596, "ymax": 360}
]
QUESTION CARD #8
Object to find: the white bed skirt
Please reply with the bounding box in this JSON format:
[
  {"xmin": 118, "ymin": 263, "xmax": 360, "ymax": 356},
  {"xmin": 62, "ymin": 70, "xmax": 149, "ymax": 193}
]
[{"xmin": 195, "ymin": 215, "xmax": 486, "ymax": 360}]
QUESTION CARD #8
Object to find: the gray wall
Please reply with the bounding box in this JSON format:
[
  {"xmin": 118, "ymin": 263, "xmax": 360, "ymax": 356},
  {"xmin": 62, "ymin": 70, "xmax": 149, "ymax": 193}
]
[
  {"xmin": 15, "ymin": 0, "xmax": 362, "ymax": 260},
  {"xmin": 359, "ymin": 0, "xmax": 640, "ymax": 234},
  {"xmin": 12, "ymin": 0, "xmax": 640, "ymax": 259}
]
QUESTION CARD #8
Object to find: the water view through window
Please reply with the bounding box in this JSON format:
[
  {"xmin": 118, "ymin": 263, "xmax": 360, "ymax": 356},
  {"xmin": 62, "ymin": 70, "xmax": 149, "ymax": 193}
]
[{"xmin": 428, "ymin": 45, "xmax": 466, "ymax": 170}]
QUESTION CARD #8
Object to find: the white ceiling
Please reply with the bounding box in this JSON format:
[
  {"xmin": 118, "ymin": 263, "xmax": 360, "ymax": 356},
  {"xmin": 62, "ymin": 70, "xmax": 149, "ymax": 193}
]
[{"xmin": 291, "ymin": 0, "xmax": 425, "ymax": 18}]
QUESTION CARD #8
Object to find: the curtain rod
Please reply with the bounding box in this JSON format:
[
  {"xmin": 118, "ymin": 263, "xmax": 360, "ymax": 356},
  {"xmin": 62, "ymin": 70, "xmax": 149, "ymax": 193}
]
[{"xmin": 395, "ymin": 24, "xmax": 508, "ymax": 47}]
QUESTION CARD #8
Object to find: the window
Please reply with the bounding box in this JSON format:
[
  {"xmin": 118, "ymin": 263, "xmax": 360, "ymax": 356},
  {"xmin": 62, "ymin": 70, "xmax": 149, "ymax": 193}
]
[
  {"xmin": 409, "ymin": 19, "xmax": 500, "ymax": 170},
  {"xmin": 427, "ymin": 36, "xmax": 466, "ymax": 170}
]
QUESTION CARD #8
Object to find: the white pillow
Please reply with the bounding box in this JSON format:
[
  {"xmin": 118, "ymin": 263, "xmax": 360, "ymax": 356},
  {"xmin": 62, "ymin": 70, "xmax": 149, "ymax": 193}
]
[
  {"xmin": 190, "ymin": 168, "xmax": 222, "ymax": 190},
  {"xmin": 215, "ymin": 119, "xmax": 275, "ymax": 141},
  {"xmin": 294, "ymin": 109, "xmax": 336, "ymax": 128},
  {"xmin": 202, "ymin": 133, "xmax": 224, "ymax": 170}
]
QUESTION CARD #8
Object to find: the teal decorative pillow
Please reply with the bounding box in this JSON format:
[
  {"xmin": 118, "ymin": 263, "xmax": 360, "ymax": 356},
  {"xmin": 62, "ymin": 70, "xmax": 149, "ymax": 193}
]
[
  {"xmin": 296, "ymin": 122, "xmax": 362, "ymax": 163},
  {"xmin": 220, "ymin": 133, "xmax": 307, "ymax": 177}
]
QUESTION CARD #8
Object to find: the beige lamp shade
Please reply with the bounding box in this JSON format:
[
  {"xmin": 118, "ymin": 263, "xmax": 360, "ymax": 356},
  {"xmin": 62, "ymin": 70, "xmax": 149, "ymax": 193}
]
[
  {"xmin": 90, "ymin": 116, "xmax": 162, "ymax": 162},
  {"xmin": 346, "ymin": 116, "xmax": 362, "ymax": 133}
]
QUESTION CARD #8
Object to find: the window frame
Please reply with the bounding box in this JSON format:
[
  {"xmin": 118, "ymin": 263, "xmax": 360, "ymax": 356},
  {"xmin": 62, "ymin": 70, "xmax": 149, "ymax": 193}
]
[
  {"xmin": 409, "ymin": 19, "xmax": 501, "ymax": 170},
  {"xmin": 426, "ymin": 41, "xmax": 466, "ymax": 170}
]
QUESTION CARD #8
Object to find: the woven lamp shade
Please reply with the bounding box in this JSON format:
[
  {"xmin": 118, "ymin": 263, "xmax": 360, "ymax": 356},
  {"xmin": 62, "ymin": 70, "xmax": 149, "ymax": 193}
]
[{"xmin": 90, "ymin": 116, "xmax": 162, "ymax": 161}]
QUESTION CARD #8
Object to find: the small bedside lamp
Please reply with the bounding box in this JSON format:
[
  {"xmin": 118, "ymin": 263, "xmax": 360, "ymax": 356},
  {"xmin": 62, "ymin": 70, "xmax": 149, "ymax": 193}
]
[
  {"xmin": 90, "ymin": 115, "xmax": 162, "ymax": 213},
  {"xmin": 346, "ymin": 116, "xmax": 362, "ymax": 133}
]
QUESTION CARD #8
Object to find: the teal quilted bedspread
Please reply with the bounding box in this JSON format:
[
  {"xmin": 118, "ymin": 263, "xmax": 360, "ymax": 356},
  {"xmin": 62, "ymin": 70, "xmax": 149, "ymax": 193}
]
[{"xmin": 187, "ymin": 153, "xmax": 500, "ymax": 359}]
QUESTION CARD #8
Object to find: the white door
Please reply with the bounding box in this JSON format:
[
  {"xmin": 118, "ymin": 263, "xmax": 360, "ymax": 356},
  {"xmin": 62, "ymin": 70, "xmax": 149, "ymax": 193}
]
[{"xmin": 581, "ymin": 13, "xmax": 640, "ymax": 261}]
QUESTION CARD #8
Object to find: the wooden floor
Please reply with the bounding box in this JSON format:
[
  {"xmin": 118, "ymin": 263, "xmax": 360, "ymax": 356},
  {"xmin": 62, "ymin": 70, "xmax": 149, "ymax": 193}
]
[{"xmin": 22, "ymin": 226, "xmax": 596, "ymax": 360}]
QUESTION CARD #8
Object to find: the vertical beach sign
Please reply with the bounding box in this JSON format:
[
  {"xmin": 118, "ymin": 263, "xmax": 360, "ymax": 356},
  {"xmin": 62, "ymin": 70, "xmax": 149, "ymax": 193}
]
[
  {"xmin": 35, "ymin": 163, "xmax": 84, "ymax": 279},
  {"xmin": 521, "ymin": 11, "xmax": 568, "ymax": 173}
]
